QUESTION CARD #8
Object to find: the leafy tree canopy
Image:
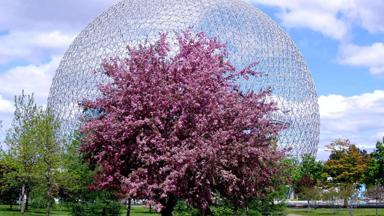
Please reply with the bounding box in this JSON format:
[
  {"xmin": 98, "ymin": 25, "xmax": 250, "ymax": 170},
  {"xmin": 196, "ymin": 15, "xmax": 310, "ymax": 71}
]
[
  {"xmin": 324, "ymin": 139, "xmax": 370, "ymax": 185},
  {"xmin": 366, "ymin": 137, "xmax": 384, "ymax": 186},
  {"xmin": 81, "ymin": 31, "xmax": 286, "ymax": 215}
]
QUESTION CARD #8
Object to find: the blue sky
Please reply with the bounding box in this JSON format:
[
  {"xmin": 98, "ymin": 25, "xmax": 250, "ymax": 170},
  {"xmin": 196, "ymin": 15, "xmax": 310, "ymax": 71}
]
[{"xmin": 0, "ymin": 0, "xmax": 383, "ymax": 160}]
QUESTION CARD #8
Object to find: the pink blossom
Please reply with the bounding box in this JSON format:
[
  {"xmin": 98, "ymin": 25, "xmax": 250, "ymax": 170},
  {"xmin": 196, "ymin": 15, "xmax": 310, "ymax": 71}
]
[{"xmin": 81, "ymin": 30, "xmax": 286, "ymax": 212}]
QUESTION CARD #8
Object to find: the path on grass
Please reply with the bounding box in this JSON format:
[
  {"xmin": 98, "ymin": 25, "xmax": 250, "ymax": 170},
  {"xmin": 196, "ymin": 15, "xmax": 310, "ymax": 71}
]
[{"xmin": 287, "ymin": 214, "xmax": 304, "ymax": 216}]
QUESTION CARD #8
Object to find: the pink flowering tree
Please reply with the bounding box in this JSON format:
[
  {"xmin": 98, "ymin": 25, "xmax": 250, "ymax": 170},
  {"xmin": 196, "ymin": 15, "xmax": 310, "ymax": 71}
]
[{"xmin": 81, "ymin": 31, "xmax": 286, "ymax": 215}]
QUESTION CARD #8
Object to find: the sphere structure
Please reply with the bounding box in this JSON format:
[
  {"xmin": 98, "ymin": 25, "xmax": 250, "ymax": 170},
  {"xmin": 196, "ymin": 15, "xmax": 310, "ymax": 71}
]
[{"xmin": 48, "ymin": 0, "xmax": 319, "ymax": 157}]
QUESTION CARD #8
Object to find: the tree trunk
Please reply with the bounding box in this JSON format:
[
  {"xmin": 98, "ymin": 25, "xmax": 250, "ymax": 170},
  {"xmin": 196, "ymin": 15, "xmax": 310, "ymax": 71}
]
[
  {"xmin": 245, "ymin": 206, "xmax": 250, "ymax": 216},
  {"xmin": 20, "ymin": 184, "xmax": 27, "ymax": 214},
  {"xmin": 344, "ymin": 198, "xmax": 348, "ymax": 208},
  {"xmin": 25, "ymin": 188, "xmax": 29, "ymax": 211},
  {"xmin": 46, "ymin": 199, "xmax": 52, "ymax": 216},
  {"xmin": 46, "ymin": 165, "xmax": 53, "ymax": 216},
  {"xmin": 126, "ymin": 199, "xmax": 132, "ymax": 216},
  {"xmin": 348, "ymin": 199, "xmax": 353, "ymax": 216},
  {"xmin": 46, "ymin": 179, "xmax": 53, "ymax": 216},
  {"xmin": 199, "ymin": 207, "xmax": 213, "ymax": 216},
  {"xmin": 160, "ymin": 196, "xmax": 177, "ymax": 216}
]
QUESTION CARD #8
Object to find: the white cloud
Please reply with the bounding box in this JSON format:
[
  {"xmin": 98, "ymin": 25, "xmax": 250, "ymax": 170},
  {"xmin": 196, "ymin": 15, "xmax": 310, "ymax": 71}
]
[
  {"xmin": 0, "ymin": 57, "xmax": 60, "ymax": 142},
  {"xmin": 338, "ymin": 42, "xmax": 384, "ymax": 75},
  {"xmin": 0, "ymin": 95, "xmax": 13, "ymax": 113},
  {"xmin": 251, "ymin": 0, "xmax": 384, "ymax": 39},
  {"xmin": 251, "ymin": 0, "xmax": 384, "ymax": 76},
  {"xmin": 0, "ymin": 31, "xmax": 74, "ymax": 64},
  {"xmin": 318, "ymin": 90, "xmax": 384, "ymax": 159},
  {"xmin": 279, "ymin": 10, "xmax": 347, "ymax": 40},
  {"xmin": 350, "ymin": 0, "xmax": 384, "ymax": 33},
  {"xmin": 376, "ymin": 132, "xmax": 384, "ymax": 141},
  {"xmin": 0, "ymin": 56, "xmax": 60, "ymax": 99},
  {"xmin": 0, "ymin": 0, "xmax": 119, "ymax": 32},
  {"xmin": 0, "ymin": 0, "xmax": 119, "ymax": 144},
  {"xmin": 0, "ymin": 0, "xmax": 118, "ymax": 65},
  {"xmin": 251, "ymin": 0, "xmax": 351, "ymax": 40}
]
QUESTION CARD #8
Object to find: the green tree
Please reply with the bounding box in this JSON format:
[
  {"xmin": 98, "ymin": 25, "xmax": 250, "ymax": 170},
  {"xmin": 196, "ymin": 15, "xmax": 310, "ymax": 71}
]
[
  {"xmin": 5, "ymin": 91, "xmax": 40, "ymax": 214},
  {"xmin": 293, "ymin": 155, "xmax": 324, "ymax": 202},
  {"xmin": 0, "ymin": 155, "xmax": 20, "ymax": 209},
  {"xmin": 32, "ymin": 109, "xmax": 62, "ymax": 216},
  {"xmin": 58, "ymin": 138, "xmax": 122, "ymax": 216},
  {"xmin": 324, "ymin": 139, "xmax": 369, "ymax": 184},
  {"xmin": 300, "ymin": 155, "xmax": 324, "ymax": 183},
  {"xmin": 4, "ymin": 92, "xmax": 63, "ymax": 215},
  {"xmin": 324, "ymin": 139, "xmax": 370, "ymax": 207},
  {"xmin": 366, "ymin": 137, "xmax": 384, "ymax": 186},
  {"xmin": 58, "ymin": 137, "xmax": 95, "ymax": 203},
  {"xmin": 365, "ymin": 185, "xmax": 384, "ymax": 216}
]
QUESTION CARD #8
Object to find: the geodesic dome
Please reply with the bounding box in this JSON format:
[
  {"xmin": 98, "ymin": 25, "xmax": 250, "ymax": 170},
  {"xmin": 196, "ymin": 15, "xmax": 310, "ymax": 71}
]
[{"xmin": 48, "ymin": 0, "xmax": 319, "ymax": 157}]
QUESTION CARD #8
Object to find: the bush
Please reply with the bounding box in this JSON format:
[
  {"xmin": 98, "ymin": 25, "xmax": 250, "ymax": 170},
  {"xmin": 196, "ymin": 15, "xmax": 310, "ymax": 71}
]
[
  {"xmin": 250, "ymin": 198, "xmax": 285, "ymax": 216},
  {"xmin": 69, "ymin": 202, "xmax": 88, "ymax": 216},
  {"xmin": 68, "ymin": 199, "xmax": 122, "ymax": 216},
  {"xmin": 29, "ymin": 192, "xmax": 49, "ymax": 209},
  {"xmin": 173, "ymin": 201, "xmax": 199, "ymax": 216},
  {"xmin": 211, "ymin": 205, "xmax": 235, "ymax": 216},
  {"xmin": 29, "ymin": 196, "xmax": 47, "ymax": 209}
]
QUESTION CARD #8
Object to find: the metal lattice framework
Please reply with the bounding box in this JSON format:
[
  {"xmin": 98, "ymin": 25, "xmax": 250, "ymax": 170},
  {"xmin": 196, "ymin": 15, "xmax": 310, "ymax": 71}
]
[{"xmin": 48, "ymin": 0, "xmax": 319, "ymax": 157}]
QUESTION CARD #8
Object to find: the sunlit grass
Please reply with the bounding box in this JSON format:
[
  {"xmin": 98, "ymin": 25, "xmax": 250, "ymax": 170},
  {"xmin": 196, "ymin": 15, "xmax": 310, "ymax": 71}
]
[{"xmin": 286, "ymin": 207, "xmax": 384, "ymax": 216}]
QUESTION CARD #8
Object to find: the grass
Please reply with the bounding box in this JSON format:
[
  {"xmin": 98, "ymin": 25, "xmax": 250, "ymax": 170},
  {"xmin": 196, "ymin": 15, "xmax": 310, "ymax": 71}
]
[
  {"xmin": 286, "ymin": 207, "xmax": 384, "ymax": 216},
  {"xmin": 127, "ymin": 206, "xmax": 160, "ymax": 216},
  {"xmin": 0, "ymin": 205, "xmax": 70, "ymax": 216},
  {"xmin": 3, "ymin": 204, "xmax": 384, "ymax": 216},
  {"xmin": 0, "ymin": 205, "xmax": 160, "ymax": 216}
]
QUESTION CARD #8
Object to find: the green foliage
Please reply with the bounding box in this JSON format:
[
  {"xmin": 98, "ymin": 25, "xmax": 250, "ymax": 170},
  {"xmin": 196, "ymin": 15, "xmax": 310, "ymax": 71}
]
[
  {"xmin": 322, "ymin": 139, "xmax": 370, "ymax": 208},
  {"xmin": 68, "ymin": 202, "xmax": 88, "ymax": 216},
  {"xmin": 365, "ymin": 184, "xmax": 384, "ymax": 201},
  {"xmin": 29, "ymin": 191, "xmax": 48, "ymax": 209},
  {"xmin": 297, "ymin": 187, "xmax": 322, "ymax": 206},
  {"xmin": 173, "ymin": 187, "xmax": 287, "ymax": 216},
  {"xmin": 249, "ymin": 186, "xmax": 287, "ymax": 216},
  {"xmin": 292, "ymin": 155, "xmax": 324, "ymax": 199},
  {"xmin": 300, "ymin": 155, "xmax": 324, "ymax": 183},
  {"xmin": 3, "ymin": 92, "xmax": 63, "ymax": 214},
  {"xmin": 366, "ymin": 138, "xmax": 384, "ymax": 186},
  {"xmin": 32, "ymin": 108, "xmax": 62, "ymax": 214},
  {"xmin": 324, "ymin": 139, "xmax": 370, "ymax": 184},
  {"xmin": 4, "ymin": 92, "xmax": 40, "ymax": 186},
  {"xmin": 3, "ymin": 92, "xmax": 41, "ymax": 213},
  {"xmin": 66, "ymin": 193, "xmax": 122, "ymax": 216},
  {"xmin": 213, "ymin": 184, "xmax": 288, "ymax": 216},
  {"xmin": 58, "ymin": 138, "xmax": 122, "ymax": 216},
  {"xmin": 283, "ymin": 158, "xmax": 301, "ymax": 184},
  {"xmin": 0, "ymin": 157, "xmax": 19, "ymax": 207},
  {"xmin": 58, "ymin": 137, "xmax": 95, "ymax": 203},
  {"xmin": 173, "ymin": 201, "xmax": 199, "ymax": 216},
  {"xmin": 320, "ymin": 187, "xmax": 338, "ymax": 204},
  {"xmin": 211, "ymin": 206, "xmax": 236, "ymax": 216}
]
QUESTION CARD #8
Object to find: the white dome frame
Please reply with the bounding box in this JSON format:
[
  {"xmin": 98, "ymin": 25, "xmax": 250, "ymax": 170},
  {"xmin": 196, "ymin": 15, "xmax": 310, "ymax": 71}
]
[{"xmin": 48, "ymin": 0, "xmax": 319, "ymax": 157}]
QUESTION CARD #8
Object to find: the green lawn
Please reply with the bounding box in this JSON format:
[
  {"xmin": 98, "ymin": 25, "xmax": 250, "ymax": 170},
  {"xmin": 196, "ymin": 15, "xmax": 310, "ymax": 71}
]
[
  {"xmin": 3, "ymin": 205, "xmax": 384, "ymax": 216},
  {"xmin": 127, "ymin": 206, "xmax": 160, "ymax": 216},
  {"xmin": 0, "ymin": 205, "xmax": 70, "ymax": 216},
  {"xmin": 286, "ymin": 208, "xmax": 384, "ymax": 216},
  {"xmin": 0, "ymin": 205, "xmax": 159, "ymax": 216}
]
